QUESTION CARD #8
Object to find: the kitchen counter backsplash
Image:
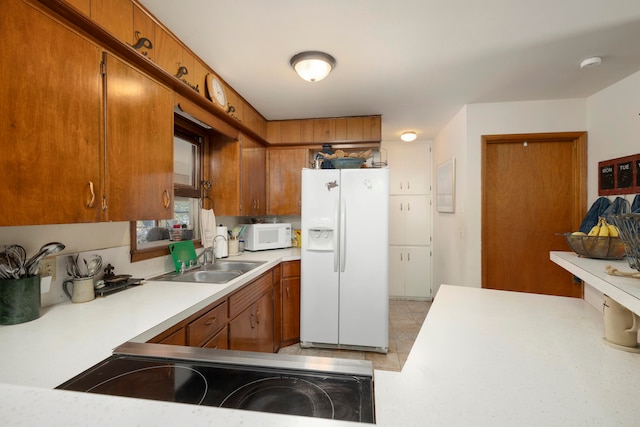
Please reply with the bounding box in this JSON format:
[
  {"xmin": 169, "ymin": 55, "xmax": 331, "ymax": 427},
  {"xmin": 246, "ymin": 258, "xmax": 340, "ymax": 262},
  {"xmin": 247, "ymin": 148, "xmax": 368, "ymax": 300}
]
[{"xmin": 41, "ymin": 245, "xmax": 173, "ymax": 307}]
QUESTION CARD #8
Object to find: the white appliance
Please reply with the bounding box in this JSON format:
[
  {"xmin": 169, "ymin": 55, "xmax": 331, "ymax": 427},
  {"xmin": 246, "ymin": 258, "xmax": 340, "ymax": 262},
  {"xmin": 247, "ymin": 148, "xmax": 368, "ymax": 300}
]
[
  {"xmin": 301, "ymin": 167, "xmax": 389, "ymax": 353},
  {"xmin": 240, "ymin": 223, "xmax": 292, "ymax": 251}
]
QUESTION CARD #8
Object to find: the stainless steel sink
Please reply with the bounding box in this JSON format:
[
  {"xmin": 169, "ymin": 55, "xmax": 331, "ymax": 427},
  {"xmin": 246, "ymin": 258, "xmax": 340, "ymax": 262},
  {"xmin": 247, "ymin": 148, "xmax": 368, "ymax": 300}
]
[{"xmin": 149, "ymin": 260, "xmax": 266, "ymax": 284}]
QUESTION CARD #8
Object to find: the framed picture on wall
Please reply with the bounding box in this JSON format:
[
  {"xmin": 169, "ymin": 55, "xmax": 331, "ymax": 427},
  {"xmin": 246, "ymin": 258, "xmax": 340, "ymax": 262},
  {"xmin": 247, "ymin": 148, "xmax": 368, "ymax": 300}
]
[{"xmin": 437, "ymin": 157, "xmax": 455, "ymax": 213}]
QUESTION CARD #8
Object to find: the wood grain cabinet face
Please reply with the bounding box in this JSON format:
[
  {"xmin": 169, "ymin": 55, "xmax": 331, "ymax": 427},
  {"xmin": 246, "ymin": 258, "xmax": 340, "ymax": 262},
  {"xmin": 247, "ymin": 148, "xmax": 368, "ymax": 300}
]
[
  {"xmin": 267, "ymin": 148, "xmax": 308, "ymax": 215},
  {"xmin": 187, "ymin": 302, "xmax": 228, "ymax": 347},
  {"xmin": 241, "ymin": 135, "xmax": 266, "ymax": 216},
  {"xmin": 90, "ymin": 0, "xmax": 133, "ymax": 44},
  {"xmin": 157, "ymin": 327, "xmax": 187, "ymax": 346},
  {"xmin": 132, "ymin": 5, "xmax": 155, "ymax": 60},
  {"xmin": 280, "ymin": 261, "xmax": 301, "ymax": 345},
  {"xmin": 1, "ymin": 0, "xmax": 102, "ymax": 225},
  {"xmin": 103, "ymin": 53, "xmax": 174, "ymax": 221}
]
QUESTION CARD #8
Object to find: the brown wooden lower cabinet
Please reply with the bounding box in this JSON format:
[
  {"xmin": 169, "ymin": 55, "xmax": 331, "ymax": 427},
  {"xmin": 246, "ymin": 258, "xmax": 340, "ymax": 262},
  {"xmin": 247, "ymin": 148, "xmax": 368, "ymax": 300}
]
[
  {"xmin": 280, "ymin": 261, "xmax": 301, "ymax": 347},
  {"xmin": 148, "ymin": 265, "xmax": 295, "ymax": 354}
]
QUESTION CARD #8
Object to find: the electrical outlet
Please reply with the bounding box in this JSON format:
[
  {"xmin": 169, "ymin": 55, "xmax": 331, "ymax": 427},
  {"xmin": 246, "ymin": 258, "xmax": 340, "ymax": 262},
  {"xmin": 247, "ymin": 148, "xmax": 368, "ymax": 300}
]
[{"xmin": 39, "ymin": 257, "xmax": 56, "ymax": 281}]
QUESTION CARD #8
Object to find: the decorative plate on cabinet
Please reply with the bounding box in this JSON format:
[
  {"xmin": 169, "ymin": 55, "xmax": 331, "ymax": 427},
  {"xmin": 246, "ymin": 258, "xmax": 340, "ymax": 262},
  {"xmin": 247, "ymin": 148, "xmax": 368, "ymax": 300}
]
[{"xmin": 206, "ymin": 73, "xmax": 226, "ymax": 108}]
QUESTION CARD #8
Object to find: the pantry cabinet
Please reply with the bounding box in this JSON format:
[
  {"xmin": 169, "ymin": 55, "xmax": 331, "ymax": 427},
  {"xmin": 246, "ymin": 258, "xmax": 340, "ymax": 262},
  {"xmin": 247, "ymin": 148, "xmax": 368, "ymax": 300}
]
[
  {"xmin": 1, "ymin": 0, "xmax": 102, "ymax": 225},
  {"xmin": 384, "ymin": 141, "xmax": 433, "ymax": 299},
  {"xmin": 385, "ymin": 141, "xmax": 431, "ymax": 194},
  {"xmin": 389, "ymin": 246, "xmax": 432, "ymax": 298},
  {"xmin": 389, "ymin": 195, "xmax": 431, "ymax": 246},
  {"xmin": 267, "ymin": 148, "xmax": 309, "ymax": 215}
]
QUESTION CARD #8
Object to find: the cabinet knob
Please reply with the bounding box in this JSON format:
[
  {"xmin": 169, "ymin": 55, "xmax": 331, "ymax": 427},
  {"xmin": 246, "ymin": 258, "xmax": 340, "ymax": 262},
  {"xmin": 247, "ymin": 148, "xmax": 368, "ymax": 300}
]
[{"xmin": 204, "ymin": 318, "xmax": 216, "ymax": 326}]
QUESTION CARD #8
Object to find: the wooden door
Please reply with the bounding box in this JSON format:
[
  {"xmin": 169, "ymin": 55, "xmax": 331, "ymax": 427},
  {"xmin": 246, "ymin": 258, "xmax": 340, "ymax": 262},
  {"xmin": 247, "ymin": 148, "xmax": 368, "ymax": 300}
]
[
  {"xmin": 482, "ymin": 133, "xmax": 587, "ymax": 297},
  {"xmin": 1, "ymin": 0, "xmax": 102, "ymax": 225},
  {"xmin": 103, "ymin": 53, "xmax": 174, "ymax": 221},
  {"xmin": 281, "ymin": 277, "xmax": 301, "ymax": 343}
]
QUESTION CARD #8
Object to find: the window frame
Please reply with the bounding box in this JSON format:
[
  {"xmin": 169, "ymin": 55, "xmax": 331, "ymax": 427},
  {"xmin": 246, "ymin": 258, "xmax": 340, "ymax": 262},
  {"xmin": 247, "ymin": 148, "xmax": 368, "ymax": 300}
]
[{"xmin": 130, "ymin": 116, "xmax": 209, "ymax": 262}]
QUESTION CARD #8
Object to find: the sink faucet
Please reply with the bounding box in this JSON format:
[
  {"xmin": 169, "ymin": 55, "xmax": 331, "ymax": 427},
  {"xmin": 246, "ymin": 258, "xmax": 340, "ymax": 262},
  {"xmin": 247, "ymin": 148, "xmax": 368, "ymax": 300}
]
[{"xmin": 196, "ymin": 246, "xmax": 215, "ymax": 266}]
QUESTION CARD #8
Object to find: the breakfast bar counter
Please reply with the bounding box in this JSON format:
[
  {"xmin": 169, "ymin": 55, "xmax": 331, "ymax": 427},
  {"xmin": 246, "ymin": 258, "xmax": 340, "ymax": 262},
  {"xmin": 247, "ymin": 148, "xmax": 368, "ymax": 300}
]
[{"xmin": 1, "ymin": 267, "xmax": 639, "ymax": 425}]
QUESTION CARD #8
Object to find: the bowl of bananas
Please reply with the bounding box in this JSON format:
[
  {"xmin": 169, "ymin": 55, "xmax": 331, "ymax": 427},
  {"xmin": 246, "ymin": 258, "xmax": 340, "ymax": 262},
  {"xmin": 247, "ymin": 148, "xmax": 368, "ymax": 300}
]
[{"xmin": 564, "ymin": 217, "xmax": 626, "ymax": 260}]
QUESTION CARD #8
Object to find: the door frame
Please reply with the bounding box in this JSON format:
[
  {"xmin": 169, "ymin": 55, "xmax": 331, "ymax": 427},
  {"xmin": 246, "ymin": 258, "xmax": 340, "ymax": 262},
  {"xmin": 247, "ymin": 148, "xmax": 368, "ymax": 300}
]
[{"xmin": 480, "ymin": 131, "xmax": 588, "ymax": 290}]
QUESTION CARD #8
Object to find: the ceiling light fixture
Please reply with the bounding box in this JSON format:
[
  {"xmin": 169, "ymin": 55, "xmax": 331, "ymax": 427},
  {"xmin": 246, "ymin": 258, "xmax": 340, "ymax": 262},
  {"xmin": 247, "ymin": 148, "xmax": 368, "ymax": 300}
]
[
  {"xmin": 401, "ymin": 131, "xmax": 417, "ymax": 142},
  {"xmin": 580, "ymin": 56, "xmax": 602, "ymax": 69},
  {"xmin": 290, "ymin": 51, "xmax": 336, "ymax": 82}
]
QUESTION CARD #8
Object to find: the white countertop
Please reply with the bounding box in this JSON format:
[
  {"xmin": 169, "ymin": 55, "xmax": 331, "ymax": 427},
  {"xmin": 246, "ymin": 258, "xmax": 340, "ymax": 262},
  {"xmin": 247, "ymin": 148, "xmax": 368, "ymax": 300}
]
[
  {"xmin": 551, "ymin": 251, "xmax": 640, "ymax": 314},
  {"xmin": 2, "ymin": 254, "xmax": 639, "ymax": 426}
]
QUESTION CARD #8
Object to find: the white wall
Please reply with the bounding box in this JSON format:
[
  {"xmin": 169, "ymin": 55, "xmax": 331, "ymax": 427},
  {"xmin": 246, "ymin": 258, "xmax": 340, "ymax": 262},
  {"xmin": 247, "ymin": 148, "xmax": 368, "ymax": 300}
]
[
  {"xmin": 433, "ymin": 99, "xmax": 587, "ymax": 294},
  {"xmin": 586, "ymin": 70, "xmax": 640, "ymax": 204}
]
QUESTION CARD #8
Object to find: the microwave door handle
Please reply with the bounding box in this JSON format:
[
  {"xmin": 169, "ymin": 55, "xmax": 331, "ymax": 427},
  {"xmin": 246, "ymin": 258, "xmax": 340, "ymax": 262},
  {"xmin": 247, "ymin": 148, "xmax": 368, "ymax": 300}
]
[
  {"xmin": 334, "ymin": 199, "xmax": 339, "ymax": 272},
  {"xmin": 340, "ymin": 198, "xmax": 346, "ymax": 273}
]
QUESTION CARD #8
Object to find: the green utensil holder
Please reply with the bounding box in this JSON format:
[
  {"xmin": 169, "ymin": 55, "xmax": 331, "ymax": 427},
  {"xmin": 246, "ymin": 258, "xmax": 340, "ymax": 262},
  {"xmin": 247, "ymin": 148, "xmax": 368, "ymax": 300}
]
[{"xmin": 0, "ymin": 275, "xmax": 41, "ymax": 325}]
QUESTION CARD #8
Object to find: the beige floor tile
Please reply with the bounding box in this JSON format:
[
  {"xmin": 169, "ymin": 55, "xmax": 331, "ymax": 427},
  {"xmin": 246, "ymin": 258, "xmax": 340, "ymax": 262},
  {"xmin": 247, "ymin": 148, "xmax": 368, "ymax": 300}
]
[{"xmin": 277, "ymin": 300, "xmax": 431, "ymax": 372}]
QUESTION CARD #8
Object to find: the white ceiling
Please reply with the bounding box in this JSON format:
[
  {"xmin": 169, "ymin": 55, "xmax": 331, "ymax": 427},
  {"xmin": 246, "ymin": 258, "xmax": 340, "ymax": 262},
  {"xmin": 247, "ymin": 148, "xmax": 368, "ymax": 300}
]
[{"xmin": 139, "ymin": 0, "xmax": 640, "ymax": 141}]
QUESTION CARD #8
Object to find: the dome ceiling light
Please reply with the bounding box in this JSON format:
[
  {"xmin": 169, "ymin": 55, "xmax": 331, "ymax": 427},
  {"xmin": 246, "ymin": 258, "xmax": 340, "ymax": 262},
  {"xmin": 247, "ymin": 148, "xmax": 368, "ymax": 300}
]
[
  {"xmin": 401, "ymin": 131, "xmax": 417, "ymax": 142},
  {"xmin": 290, "ymin": 51, "xmax": 336, "ymax": 82}
]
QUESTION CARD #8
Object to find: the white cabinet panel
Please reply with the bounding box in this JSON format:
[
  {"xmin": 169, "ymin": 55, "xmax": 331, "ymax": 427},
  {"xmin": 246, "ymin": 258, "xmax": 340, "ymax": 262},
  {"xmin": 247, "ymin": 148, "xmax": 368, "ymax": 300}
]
[
  {"xmin": 389, "ymin": 246, "xmax": 431, "ymax": 298},
  {"xmin": 384, "ymin": 141, "xmax": 431, "ymax": 195},
  {"xmin": 389, "ymin": 195, "xmax": 431, "ymax": 246}
]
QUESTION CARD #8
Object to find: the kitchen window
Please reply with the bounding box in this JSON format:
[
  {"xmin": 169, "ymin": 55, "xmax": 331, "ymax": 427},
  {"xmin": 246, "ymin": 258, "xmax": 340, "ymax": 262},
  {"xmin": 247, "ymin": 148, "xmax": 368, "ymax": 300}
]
[{"xmin": 130, "ymin": 116, "xmax": 208, "ymax": 262}]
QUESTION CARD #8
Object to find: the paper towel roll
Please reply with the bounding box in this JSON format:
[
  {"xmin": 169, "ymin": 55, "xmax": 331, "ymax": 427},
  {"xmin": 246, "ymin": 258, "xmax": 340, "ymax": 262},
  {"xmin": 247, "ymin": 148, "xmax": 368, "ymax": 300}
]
[{"xmin": 215, "ymin": 226, "xmax": 228, "ymax": 258}]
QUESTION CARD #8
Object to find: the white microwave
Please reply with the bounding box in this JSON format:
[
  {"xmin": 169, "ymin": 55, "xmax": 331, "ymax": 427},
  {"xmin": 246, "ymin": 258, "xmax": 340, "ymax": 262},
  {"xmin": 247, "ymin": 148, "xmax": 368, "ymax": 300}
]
[{"xmin": 241, "ymin": 223, "xmax": 292, "ymax": 251}]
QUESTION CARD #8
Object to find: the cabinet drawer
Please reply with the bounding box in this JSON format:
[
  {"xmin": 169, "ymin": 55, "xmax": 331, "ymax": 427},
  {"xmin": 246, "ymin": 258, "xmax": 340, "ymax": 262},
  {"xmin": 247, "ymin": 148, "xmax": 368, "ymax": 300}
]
[
  {"xmin": 282, "ymin": 261, "xmax": 300, "ymax": 278},
  {"xmin": 157, "ymin": 327, "xmax": 186, "ymax": 346},
  {"xmin": 229, "ymin": 272, "xmax": 273, "ymax": 319},
  {"xmin": 201, "ymin": 327, "xmax": 228, "ymax": 350},
  {"xmin": 187, "ymin": 302, "xmax": 227, "ymax": 346}
]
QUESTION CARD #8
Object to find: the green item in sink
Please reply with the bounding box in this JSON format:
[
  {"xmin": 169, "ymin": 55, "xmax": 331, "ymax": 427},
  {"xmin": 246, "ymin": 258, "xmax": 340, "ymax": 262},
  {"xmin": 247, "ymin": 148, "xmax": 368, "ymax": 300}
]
[{"xmin": 168, "ymin": 241, "xmax": 197, "ymax": 272}]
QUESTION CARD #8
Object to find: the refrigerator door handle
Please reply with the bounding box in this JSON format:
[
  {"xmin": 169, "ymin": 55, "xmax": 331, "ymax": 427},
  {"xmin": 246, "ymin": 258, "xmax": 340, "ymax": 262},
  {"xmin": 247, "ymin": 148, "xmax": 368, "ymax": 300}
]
[
  {"xmin": 334, "ymin": 198, "xmax": 339, "ymax": 272},
  {"xmin": 340, "ymin": 197, "xmax": 347, "ymax": 272}
]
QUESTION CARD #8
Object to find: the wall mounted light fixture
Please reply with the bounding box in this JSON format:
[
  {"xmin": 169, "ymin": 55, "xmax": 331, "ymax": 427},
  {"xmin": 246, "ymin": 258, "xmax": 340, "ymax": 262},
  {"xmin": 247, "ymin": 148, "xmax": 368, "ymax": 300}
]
[
  {"xmin": 290, "ymin": 51, "xmax": 336, "ymax": 82},
  {"xmin": 401, "ymin": 131, "xmax": 417, "ymax": 142}
]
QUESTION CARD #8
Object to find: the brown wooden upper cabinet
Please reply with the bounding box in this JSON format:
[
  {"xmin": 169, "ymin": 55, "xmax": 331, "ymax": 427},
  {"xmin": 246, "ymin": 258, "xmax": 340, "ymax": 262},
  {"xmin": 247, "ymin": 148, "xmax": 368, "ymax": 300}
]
[
  {"xmin": 267, "ymin": 148, "xmax": 309, "ymax": 215},
  {"xmin": 241, "ymin": 135, "xmax": 267, "ymax": 216},
  {"xmin": 1, "ymin": 0, "xmax": 102, "ymax": 225},
  {"xmin": 267, "ymin": 116, "xmax": 381, "ymax": 145},
  {"xmin": 90, "ymin": 0, "xmax": 133, "ymax": 45}
]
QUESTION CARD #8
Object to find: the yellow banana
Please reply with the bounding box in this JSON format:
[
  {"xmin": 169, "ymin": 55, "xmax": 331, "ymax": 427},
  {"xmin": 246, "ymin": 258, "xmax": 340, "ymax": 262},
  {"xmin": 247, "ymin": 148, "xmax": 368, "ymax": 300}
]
[
  {"xmin": 607, "ymin": 223, "xmax": 619, "ymax": 237},
  {"xmin": 598, "ymin": 218, "xmax": 610, "ymax": 236},
  {"xmin": 588, "ymin": 222, "xmax": 601, "ymax": 236}
]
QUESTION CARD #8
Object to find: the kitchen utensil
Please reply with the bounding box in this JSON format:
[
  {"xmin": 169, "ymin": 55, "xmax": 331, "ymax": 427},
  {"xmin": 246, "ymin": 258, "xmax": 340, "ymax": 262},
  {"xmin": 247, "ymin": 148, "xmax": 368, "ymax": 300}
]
[
  {"xmin": 84, "ymin": 254, "xmax": 102, "ymax": 278},
  {"xmin": 63, "ymin": 277, "xmax": 95, "ymax": 303},
  {"xmin": 168, "ymin": 241, "xmax": 197, "ymax": 272},
  {"xmin": 0, "ymin": 275, "xmax": 41, "ymax": 324},
  {"xmin": 24, "ymin": 242, "xmax": 65, "ymax": 276}
]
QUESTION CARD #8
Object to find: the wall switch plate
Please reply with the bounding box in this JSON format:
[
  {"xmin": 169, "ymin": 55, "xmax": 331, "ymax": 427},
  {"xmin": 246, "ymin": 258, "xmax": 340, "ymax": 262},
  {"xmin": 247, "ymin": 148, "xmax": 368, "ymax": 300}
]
[{"xmin": 39, "ymin": 257, "xmax": 56, "ymax": 281}]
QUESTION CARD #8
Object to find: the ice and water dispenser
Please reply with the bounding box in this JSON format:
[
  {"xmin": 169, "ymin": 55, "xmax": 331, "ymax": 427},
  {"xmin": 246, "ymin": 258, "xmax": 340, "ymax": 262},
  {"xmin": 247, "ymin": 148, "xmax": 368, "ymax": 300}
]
[{"xmin": 307, "ymin": 226, "xmax": 335, "ymax": 251}]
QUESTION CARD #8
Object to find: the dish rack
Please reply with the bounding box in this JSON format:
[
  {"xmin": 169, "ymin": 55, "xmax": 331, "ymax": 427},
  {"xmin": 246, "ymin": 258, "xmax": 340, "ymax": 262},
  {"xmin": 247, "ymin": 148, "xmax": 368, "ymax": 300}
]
[{"xmin": 609, "ymin": 213, "xmax": 640, "ymax": 271}]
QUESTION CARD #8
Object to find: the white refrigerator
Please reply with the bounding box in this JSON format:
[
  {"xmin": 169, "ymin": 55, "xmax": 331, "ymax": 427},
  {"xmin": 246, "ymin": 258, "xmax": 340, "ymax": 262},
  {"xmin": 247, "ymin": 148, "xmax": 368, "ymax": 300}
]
[{"xmin": 300, "ymin": 167, "xmax": 389, "ymax": 353}]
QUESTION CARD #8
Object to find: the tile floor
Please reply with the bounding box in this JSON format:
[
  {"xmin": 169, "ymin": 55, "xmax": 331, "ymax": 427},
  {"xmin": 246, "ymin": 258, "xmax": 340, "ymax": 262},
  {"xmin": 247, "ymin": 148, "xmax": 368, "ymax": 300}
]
[{"xmin": 278, "ymin": 299, "xmax": 432, "ymax": 371}]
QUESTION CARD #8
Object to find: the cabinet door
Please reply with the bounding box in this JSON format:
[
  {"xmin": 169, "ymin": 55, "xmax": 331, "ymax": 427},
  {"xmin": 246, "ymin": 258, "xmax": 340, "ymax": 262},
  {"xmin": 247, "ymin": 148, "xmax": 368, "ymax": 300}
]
[
  {"xmin": 157, "ymin": 327, "xmax": 186, "ymax": 346},
  {"xmin": 384, "ymin": 141, "xmax": 431, "ymax": 194},
  {"xmin": 255, "ymin": 291, "xmax": 275, "ymax": 352},
  {"xmin": 1, "ymin": 0, "xmax": 102, "ymax": 225},
  {"xmin": 404, "ymin": 195, "xmax": 431, "ymax": 246},
  {"xmin": 404, "ymin": 247, "xmax": 432, "ymax": 298},
  {"xmin": 103, "ymin": 53, "xmax": 174, "ymax": 221},
  {"xmin": 229, "ymin": 303, "xmax": 260, "ymax": 351},
  {"xmin": 281, "ymin": 276, "xmax": 300, "ymax": 343},
  {"xmin": 267, "ymin": 148, "xmax": 308, "ymax": 215},
  {"xmin": 389, "ymin": 195, "xmax": 431, "ymax": 246},
  {"xmin": 388, "ymin": 247, "xmax": 406, "ymax": 297},
  {"xmin": 241, "ymin": 135, "xmax": 266, "ymax": 216},
  {"xmin": 132, "ymin": 5, "xmax": 155, "ymax": 60}
]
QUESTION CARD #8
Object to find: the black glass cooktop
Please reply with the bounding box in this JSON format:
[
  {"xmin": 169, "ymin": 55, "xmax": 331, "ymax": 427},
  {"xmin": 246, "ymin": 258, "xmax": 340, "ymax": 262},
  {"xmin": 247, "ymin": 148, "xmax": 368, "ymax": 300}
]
[{"xmin": 56, "ymin": 343, "xmax": 374, "ymax": 423}]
